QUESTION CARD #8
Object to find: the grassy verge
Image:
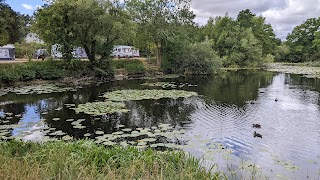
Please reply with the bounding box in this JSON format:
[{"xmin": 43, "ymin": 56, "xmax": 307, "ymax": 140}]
[{"xmin": 0, "ymin": 140, "xmax": 221, "ymax": 179}]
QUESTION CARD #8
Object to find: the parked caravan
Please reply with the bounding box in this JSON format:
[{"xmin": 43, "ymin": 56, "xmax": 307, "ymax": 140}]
[
  {"xmin": 51, "ymin": 44, "xmax": 87, "ymax": 59},
  {"xmin": 0, "ymin": 44, "xmax": 15, "ymax": 60},
  {"xmin": 34, "ymin": 49, "xmax": 49, "ymax": 60},
  {"xmin": 112, "ymin": 45, "xmax": 140, "ymax": 58}
]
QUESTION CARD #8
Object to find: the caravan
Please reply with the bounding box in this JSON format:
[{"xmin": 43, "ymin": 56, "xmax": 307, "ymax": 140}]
[{"xmin": 112, "ymin": 45, "xmax": 140, "ymax": 58}]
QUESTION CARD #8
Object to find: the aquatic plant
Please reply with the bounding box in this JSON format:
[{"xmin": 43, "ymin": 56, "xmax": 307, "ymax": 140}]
[
  {"xmin": 103, "ymin": 89, "xmax": 198, "ymax": 101},
  {"xmin": 72, "ymin": 101, "xmax": 129, "ymax": 116}
]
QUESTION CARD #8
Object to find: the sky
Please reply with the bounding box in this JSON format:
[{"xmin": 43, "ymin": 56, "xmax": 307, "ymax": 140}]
[{"xmin": 5, "ymin": 0, "xmax": 320, "ymax": 40}]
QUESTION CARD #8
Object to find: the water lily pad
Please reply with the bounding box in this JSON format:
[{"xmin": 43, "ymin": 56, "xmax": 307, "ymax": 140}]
[
  {"xmin": 52, "ymin": 118, "xmax": 60, "ymax": 121},
  {"xmin": 62, "ymin": 135, "xmax": 73, "ymax": 141},
  {"xmin": 103, "ymin": 141, "xmax": 116, "ymax": 146},
  {"xmin": 103, "ymin": 89, "xmax": 198, "ymax": 101},
  {"xmin": 73, "ymin": 125, "xmax": 86, "ymax": 129},
  {"xmin": 73, "ymin": 102, "xmax": 129, "ymax": 116},
  {"xmin": 122, "ymin": 128, "xmax": 132, "ymax": 132},
  {"xmin": 95, "ymin": 131, "xmax": 104, "ymax": 135},
  {"xmin": 84, "ymin": 133, "xmax": 91, "ymax": 137},
  {"xmin": 140, "ymin": 138, "xmax": 157, "ymax": 142}
]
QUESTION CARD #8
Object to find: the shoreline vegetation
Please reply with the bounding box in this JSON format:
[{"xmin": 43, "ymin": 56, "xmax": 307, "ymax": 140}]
[
  {"xmin": 0, "ymin": 140, "xmax": 223, "ymax": 180},
  {"xmin": 0, "ymin": 59, "xmax": 145, "ymax": 85},
  {"xmin": 266, "ymin": 63, "xmax": 320, "ymax": 79}
]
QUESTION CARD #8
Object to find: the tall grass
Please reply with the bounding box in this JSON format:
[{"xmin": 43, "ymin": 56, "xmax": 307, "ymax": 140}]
[{"xmin": 0, "ymin": 140, "xmax": 222, "ymax": 180}]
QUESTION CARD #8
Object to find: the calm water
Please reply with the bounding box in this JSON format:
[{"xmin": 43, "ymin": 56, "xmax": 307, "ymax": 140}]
[{"xmin": 1, "ymin": 70, "xmax": 320, "ymax": 179}]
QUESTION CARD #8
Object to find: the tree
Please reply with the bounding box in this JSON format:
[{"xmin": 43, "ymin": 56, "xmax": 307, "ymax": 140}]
[
  {"xmin": 33, "ymin": 0, "xmax": 129, "ymax": 66},
  {"xmin": 125, "ymin": 0, "xmax": 195, "ymax": 66},
  {"xmin": 0, "ymin": 0, "xmax": 30, "ymax": 46},
  {"xmin": 286, "ymin": 17, "xmax": 320, "ymax": 62},
  {"xmin": 237, "ymin": 9, "xmax": 279, "ymax": 55},
  {"xmin": 237, "ymin": 9, "xmax": 255, "ymax": 28}
]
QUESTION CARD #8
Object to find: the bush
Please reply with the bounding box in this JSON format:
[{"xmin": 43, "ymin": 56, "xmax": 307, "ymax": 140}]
[
  {"xmin": 111, "ymin": 59, "xmax": 146, "ymax": 74},
  {"xmin": 0, "ymin": 60, "xmax": 116, "ymax": 83},
  {"xmin": 163, "ymin": 41, "xmax": 222, "ymax": 74},
  {"xmin": 14, "ymin": 42, "xmax": 46, "ymax": 59}
]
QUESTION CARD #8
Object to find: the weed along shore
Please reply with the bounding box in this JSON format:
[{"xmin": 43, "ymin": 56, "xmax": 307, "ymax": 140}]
[{"xmin": 0, "ymin": 140, "xmax": 219, "ymax": 179}]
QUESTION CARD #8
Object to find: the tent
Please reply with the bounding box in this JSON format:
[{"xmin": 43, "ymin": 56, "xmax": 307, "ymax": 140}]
[{"xmin": 0, "ymin": 44, "xmax": 15, "ymax": 60}]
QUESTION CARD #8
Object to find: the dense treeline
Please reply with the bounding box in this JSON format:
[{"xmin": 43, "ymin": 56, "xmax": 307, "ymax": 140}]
[{"xmin": 1, "ymin": 0, "xmax": 320, "ymax": 75}]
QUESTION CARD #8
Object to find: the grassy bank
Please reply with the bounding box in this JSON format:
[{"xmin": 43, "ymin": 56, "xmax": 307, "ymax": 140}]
[
  {"xmin": 0, "ymin": 140, "xmax": 221, "ymax": 179},
  {"xmin": 0, "ymin": 59, "xmax": 146, "ymax": 84}
]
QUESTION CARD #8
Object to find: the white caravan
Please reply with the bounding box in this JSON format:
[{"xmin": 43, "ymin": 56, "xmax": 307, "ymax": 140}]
[
  {"xmin": 112, "ymin": 45, "xmax": 140, "ymax": 58},
  {"xmin": 51, "ymin": 44, "xmax": 87, "ymax": 59}
]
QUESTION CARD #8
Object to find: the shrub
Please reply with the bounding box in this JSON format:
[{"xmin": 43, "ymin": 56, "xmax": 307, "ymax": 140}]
[
  {"xmin": 0, "ymin": 60, "xmax": 116, "ymax": 83},
  {"xmin": 163, "ymin": 41, "xmax": 222, "ymax": 74},
  {"xmin": 111, "ymin": 59, "xmax": 146, "ymax": 74},
  {"xmin": 14, "ymin": 42, "xmax": 46, "ymax": 59}
]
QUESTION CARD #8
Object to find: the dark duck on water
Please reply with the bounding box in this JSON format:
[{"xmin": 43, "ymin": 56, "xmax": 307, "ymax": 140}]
[
  {"xmin": 252, "ymin": 124, "xmax": 261, "ymax": 128},
  {"xmin": 254, "ymin": 131, "xmax": 262, "ymax": 138}
]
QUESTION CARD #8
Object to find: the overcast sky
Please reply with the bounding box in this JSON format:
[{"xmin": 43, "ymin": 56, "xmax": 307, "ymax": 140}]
[
  {"xmin": 6, "ymin": 0, "xmax": 320, "ymax": 40},
  {"xmin": 191, "ymin": 0, "xmax": 320, "ymax": 40}
]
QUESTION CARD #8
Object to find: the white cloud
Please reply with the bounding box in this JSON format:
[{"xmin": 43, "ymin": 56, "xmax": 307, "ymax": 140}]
[
  {"xmin": 22, "ymin": 4, "xmax": 34, "ymax": 10},
  {"xmin": 191, "ymin": 0, "xmax": 320, "ymax": 40}
]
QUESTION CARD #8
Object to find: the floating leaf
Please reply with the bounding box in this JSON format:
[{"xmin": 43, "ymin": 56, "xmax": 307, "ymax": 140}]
[
  {"xmin": 103, "ymin": 89, "xmax": 198, "ymax": 101},
  {"xmin": 73, "ymin": 102, "xmax": 129, "ymax": 116},
  {"xmin": 95, "ymin": 131, "xmax": 104, "ymax": 135}
]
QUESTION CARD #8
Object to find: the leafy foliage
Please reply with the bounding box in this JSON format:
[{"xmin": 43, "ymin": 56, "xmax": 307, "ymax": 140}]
[
  {"xmin": 286, "ymin": 18, "xmax": 320, "ymax": 62},
  {"xmin": 0, "ymin": 0, "xmax": 30, "ymax": 45},
  {"xmin": 33, "ymin": 0, "xmax": 129, "ymax": 66},
  {"xmin": 112, "ymin": 59, "xmax": 146, "ymax": 74},
  {"xmin": 199, "ymin": 10, "xmax": 278, "ymax": 67}
]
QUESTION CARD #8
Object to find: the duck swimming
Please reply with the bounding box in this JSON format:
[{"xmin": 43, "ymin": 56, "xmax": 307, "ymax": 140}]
[
  {"xmin": 254, "ymin": 131, "xmax": 262, "ymax": 138},
  {"xmin": 252, "ymin": 124, "xmax": 261, "ymax": 128}
]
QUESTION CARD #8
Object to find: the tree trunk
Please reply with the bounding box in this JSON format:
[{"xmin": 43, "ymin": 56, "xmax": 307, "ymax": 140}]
[
  {"xmin": 85, "ymin": 40, "xmax": 97, "ymax": 68},
  {"xmin": 156, "ymin": 43, "xmax": 162, "ymax": 67}
]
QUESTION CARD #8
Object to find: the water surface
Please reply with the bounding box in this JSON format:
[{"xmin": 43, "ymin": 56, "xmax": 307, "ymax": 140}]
[{"xmin": 1, "ymin": 70, "xmax": 320, "ymax": 179}]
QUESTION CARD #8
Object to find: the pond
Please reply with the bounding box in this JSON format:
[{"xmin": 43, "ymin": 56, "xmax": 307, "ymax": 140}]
[{"xmin": 1, "ymin": 70, "xmax": 320, "ymax": 179}]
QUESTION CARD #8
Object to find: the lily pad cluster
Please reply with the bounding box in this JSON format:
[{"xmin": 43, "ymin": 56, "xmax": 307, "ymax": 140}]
[
  {"xmin": 0, "ymin": 84, "xmax": 77, "ymax": 96},
  {"xmin": 103, "ymin": 89, "xmax": 198, "ymax": 101},
  {"xmin": 267, "ymin": 63, "xmax": 320, "ymax": 79},
  {"xmin": 94, "ymin": 123, "xmax": 186, "ymax": 149},
  {"xmin": 141, "ymin": 82, "xmax": 197, "ymax": 89},
  {"xmin": 71, "ymin": 102, "xmax": 129, "ymax": 116}
]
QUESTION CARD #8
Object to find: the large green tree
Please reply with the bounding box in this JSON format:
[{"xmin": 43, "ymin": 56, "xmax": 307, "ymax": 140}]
[
  {"xmin": 237, "ymin": 9, "xmax": 279, "ymax": 55},
  {"xmin": 33, "ymin": 0, "xmax": 129, "ymax": 66},
  {"xmin": 0, "ymin": 0, "xmax": 30, "ymax": 46},
  {"xmin": 125, "ymin": 0, "xmax": 195, "ymax": 66},
  {"xmin": 286, "ymin": 17, "xmax": 320, "ymax": 62}
]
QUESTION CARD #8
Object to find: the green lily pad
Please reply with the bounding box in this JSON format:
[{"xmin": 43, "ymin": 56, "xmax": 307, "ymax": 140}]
[
  {"xmin": 122, "ymin": 128, "xmax": 132, "ymax": 132},
  {"xmin": 103, "ymin": 89, "xmax": 198, "ymax": 101},
  {"xmin": 95, "ymin": 131, "xmax": 104, "ymax": 135},
  {"xmin": 62, "ymin": 135, "xmax": 73, "ymax": 141},
  {"xmin": 73, "ymin": 102, "xmax": 129, "ymax": 116}
]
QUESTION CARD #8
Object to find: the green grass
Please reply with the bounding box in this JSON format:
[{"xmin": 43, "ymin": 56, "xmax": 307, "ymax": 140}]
[{"xmin": 0, "ymin": 140, "xmax": 222, "ymax": 180}]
